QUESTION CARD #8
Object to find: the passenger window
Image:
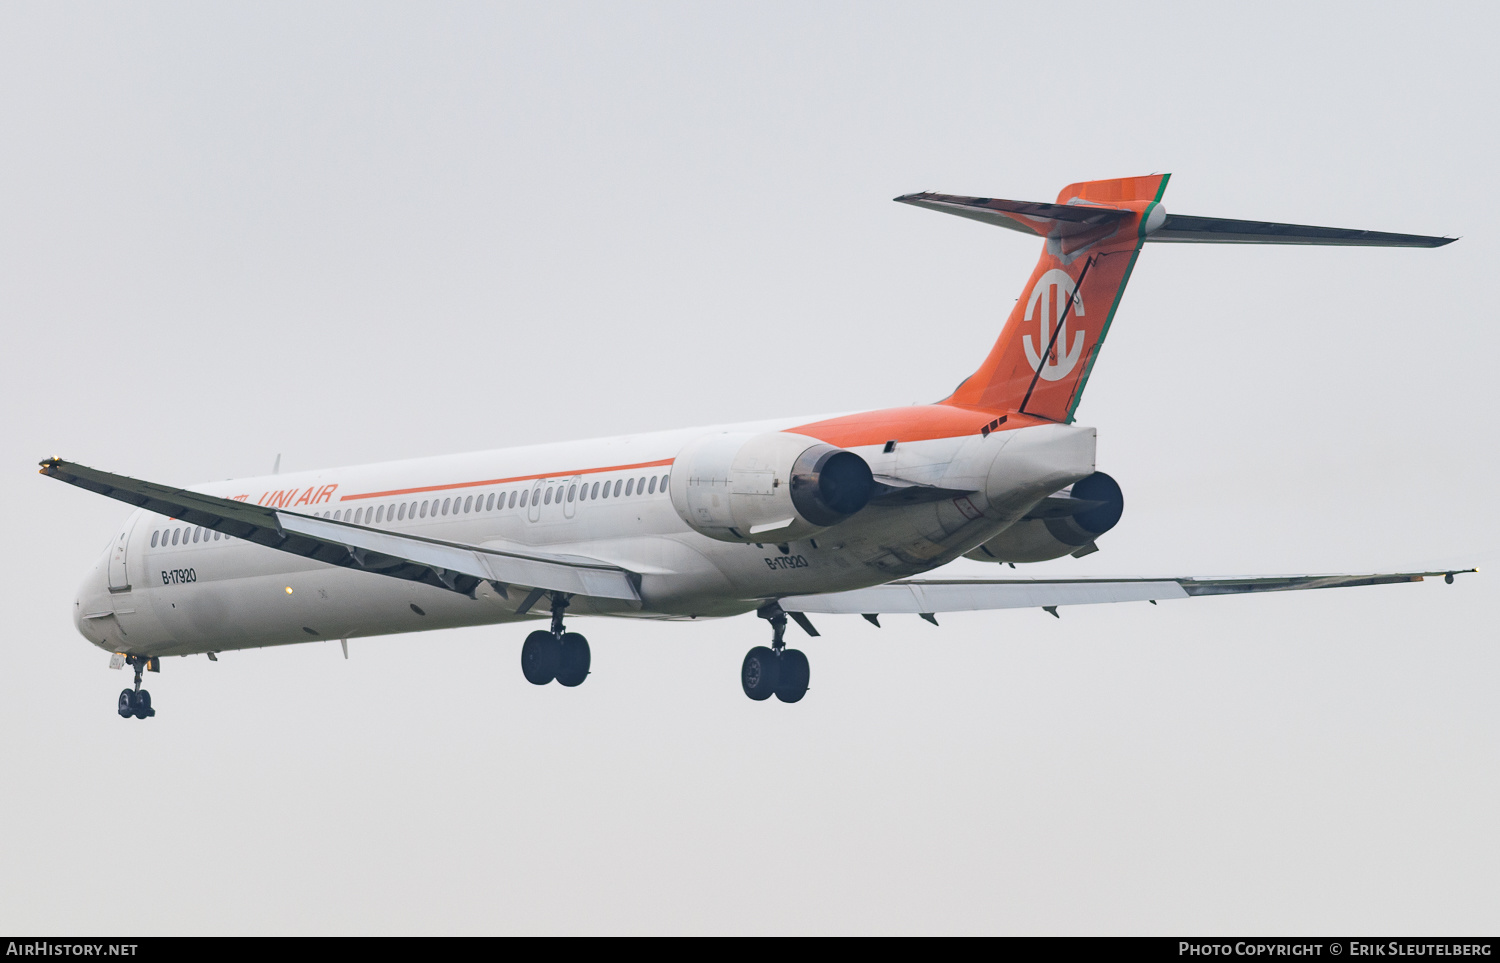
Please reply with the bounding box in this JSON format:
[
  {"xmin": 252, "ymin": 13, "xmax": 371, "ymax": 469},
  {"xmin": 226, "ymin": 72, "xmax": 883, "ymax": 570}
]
[
  {"xmin": 613, "ymin": 479, "xmax": 622, "ymax": 497},
  {"xmin": 214, "ymin": 531, "xmax": 221, "ymax": 540},
  {"xmin": 486, "ymin": 493, "xmax": 496, "ymax": 511},
  {"xmin": 591, "ymin": 481, "xmax": 600, "ymax": 499},
  {"xmin": 151, "ymin": 531, "xmax": 159, "ymax": 548},
  {"xmin": 520, "ymin": 490, "xmax": 529, "ymax": 508},
  {"xmin": 568, "ymin": 484, "xmax": 576, "ymax": 502},
  {"xmin": 638, "ymin": 476, "xmax": 647, "ymax": 493},
  {"xmin": 648, "ymin": 477, "xmax": 657, "ymax": 494},
  {"xmin": 376, "ymin": 505, "xmax": 384, "ymax": 523},
  {"xmin": 625, "ymin": 479, "xmax": 634, "ymax": 496},
  {"xmin": 440, "ymin": 497, "xmax": 449, "ymax": 516},
  {"xmin": 602, "ymin": 481, "xmax": 611, "ymax": 499},
  {"xmin": 170, "ymin": 529, "xmax": 179, "ymax": 546},
  {"xmin": 464, "ymin": 495, "xmax": 473, "ymax": 513},
  {"xmin": 192, "ymin": 528, "xmax": 199, "ymax": 543},
  {"xmin": 506, "ymin": 490, "xmax": 514, "ymax": 509},
  {"xmin": 421, "ymin": 501, "xmax": 429, "ymax": 518},
  {"xmin": 661, "ymin": 473, "xmax": 670, "ymax": 491},
  {"xmin": 544, "ymin": 488, "xmax": 552, "ymax": 505}
]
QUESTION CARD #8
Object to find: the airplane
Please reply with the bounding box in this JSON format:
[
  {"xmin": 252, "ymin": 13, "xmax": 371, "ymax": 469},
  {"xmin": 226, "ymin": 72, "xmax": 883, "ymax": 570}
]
[{"xmin": 44, "ymin": 173, "xmax": 1474, "ymax": 719}]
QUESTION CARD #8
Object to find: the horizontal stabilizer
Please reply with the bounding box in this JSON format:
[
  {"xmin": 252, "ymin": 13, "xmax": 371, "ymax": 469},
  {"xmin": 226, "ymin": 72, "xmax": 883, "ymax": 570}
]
[
  {"xmin": 781, "ymin": 571, "xmax": 1475, "ymax": 615},
  {"xmin": 38, "ymin": 458, "xmax": 641, "ymax": 602},
  {"xmin": 893, "ymin": 192, "xmax": 1132, "ymax": 238},
  {"xmin": 1148, "ymin": 213, "xmax": 1455, "ymax": 247},
  {"xmin": 897, "ymin": 188, "xmax": 1456, "ymax": 248}
]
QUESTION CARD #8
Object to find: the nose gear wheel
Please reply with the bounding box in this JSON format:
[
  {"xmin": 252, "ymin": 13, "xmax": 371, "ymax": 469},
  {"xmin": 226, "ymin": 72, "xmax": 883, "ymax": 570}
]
[{"xmin": 116, "ymin": 655, "xmax": 157, "ymax": 719}]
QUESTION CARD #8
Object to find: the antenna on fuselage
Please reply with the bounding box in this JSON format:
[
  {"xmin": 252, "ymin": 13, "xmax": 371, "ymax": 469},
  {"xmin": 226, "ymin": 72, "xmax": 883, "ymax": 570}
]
[{"xmin": 273, "ymin": 453, "xmax": 281, "ymax": 475}]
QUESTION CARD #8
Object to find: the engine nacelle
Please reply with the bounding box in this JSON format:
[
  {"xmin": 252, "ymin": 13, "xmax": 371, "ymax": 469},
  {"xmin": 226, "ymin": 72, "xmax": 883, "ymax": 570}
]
[
  {"xmin": 669, "ymin": 431, "xmax": 874, "ymax": 543},
  {"xmin": 965, "ymin": 471, "xmax": 1124, "ymax": 563}
]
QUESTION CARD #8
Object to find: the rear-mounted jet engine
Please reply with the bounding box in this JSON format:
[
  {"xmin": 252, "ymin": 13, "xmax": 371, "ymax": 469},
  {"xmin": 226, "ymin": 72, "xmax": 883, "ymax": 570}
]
[
  {"xmin": 966, "ymin": 471, "xmax": 1124, "ymax": 563},
  {"xmin": 668, "ymin": 431, "xmax": 874, "ymax": 542}
]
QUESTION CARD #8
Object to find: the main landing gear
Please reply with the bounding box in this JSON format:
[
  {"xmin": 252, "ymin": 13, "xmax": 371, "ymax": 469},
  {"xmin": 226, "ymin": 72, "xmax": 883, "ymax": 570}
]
[
  {"xmin": 742, "ymin": 604, "xmax": 810, "ymax": 704},
  {"xmin": 117, "ymin": 655, "xmax": 158, "ymax": 720},
  {"xmin": 520, "ymin": 593, "xmax": 591, "ymax": 687}
]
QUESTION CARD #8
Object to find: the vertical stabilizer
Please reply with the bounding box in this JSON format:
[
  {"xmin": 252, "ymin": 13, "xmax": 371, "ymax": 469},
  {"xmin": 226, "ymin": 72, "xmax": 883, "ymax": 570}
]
[{"xmin": 900, "ymin": 175, "xmax": 1170, "ymax": 421}]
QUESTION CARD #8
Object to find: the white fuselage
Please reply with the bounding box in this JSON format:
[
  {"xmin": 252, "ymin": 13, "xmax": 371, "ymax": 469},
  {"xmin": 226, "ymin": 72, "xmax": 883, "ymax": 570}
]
[{"xmin": 73, "ymin": 412, "xmax": 1097, "ymax": 658}]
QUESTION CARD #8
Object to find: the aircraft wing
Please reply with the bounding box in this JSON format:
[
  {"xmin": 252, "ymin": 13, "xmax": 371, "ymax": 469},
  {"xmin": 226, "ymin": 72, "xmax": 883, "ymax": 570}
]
[
  {"xmin": 779, "ymin": 572, "xmax": 1474, "ymax": 618},
  {"xmin": 38, "ymin": 458, "xmax": 641, "ymax": 603}
]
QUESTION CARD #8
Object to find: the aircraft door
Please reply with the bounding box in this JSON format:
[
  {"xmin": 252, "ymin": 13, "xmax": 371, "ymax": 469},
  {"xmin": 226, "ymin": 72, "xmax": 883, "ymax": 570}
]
[
  {"xmin": 527, "ymin": 480, "xmax": 544, "ymax": 523},
  {"xmin": 562, "ymin": 475, "xmax": 582, "ymax": 519},
  {"xmin": 107, "ymin": 514, "xmax": 140, "ymax": 592}
]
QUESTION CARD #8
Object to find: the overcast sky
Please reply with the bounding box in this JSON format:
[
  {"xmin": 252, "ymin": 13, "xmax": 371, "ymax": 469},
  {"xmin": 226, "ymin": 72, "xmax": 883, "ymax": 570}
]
[{"xmin": 2, "ymin": 1, "xmax": 1495, "ymax": 934}]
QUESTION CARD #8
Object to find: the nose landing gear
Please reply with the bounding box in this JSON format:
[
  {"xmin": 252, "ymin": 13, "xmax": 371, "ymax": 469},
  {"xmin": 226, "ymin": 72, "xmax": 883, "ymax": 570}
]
[
  {"xmin": 116, "ymin": 655, "xmax": 157, "ymax": 719},
  {"xmin": 520, "ymin": 593, "xmax": 591, "ymax": 687},
  {"xmin": 743, "ymin": 604, "xmax": 810, "ymax": 703}
]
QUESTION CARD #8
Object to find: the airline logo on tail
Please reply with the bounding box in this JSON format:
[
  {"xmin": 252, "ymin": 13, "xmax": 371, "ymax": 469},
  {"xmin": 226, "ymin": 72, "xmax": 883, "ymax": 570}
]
[{"xmin": 1021, "ymin": 268, "xmax": 1085, "ymax": 381}]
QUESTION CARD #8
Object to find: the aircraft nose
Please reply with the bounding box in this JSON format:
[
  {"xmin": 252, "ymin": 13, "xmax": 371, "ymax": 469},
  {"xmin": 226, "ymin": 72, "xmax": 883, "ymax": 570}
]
[{"xmin": 73, "ymin": 555, "xmax": 112, "ymax": 647}]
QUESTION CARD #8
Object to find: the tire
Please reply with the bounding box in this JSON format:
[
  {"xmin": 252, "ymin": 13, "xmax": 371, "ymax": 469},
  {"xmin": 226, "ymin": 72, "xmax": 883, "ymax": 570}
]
[
  {"xmin": 118, "ymin": 689, "xmax": 136, "ymax": 718},
  {"xmin": 741, "ymin": 646, "xmax": 780, "ymax": 701},
  {"xmin": 134, "ymin": 689, "xmax": 154, "ymax": 719},
  {"xmin": 521, "ymin": 630, "xmax": 560, "ymax": 685},
  {"xmin": 555, "ymin": 633, "xmax": 591, "ymax": 687},
  {"xmin": 774, "ymin": 648, "xmax": 810, "ymax": 704}
]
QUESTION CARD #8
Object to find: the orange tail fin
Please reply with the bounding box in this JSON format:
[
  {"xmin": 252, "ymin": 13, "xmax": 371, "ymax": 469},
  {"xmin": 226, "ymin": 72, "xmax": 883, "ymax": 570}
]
[
  {"xmin": 900, "ymin": 175, "xmax": 1170, "ymax": 422},
  {"xmin": 897, "ymin": 173, "xmax": 1454, "ymax": 422}
]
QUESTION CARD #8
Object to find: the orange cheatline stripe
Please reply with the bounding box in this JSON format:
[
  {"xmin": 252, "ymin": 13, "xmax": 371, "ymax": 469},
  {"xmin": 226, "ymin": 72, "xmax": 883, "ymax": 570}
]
[{"xmin": 337, "ymin": 458, "xmax": 676, "ymax": 501}]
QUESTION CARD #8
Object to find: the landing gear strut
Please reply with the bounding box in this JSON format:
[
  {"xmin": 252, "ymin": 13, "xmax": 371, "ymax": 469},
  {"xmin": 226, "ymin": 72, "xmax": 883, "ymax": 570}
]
[
  {"xmin": 116, "ymin": 655, "xmax": 157, "ymax": 720},
  {"xmin": 521, "ymin": 592, "xmax": 591, "ymax": 687},
  {"xmin": 743, "ymin": 604, "xmax": 810, "ymax": 703}
]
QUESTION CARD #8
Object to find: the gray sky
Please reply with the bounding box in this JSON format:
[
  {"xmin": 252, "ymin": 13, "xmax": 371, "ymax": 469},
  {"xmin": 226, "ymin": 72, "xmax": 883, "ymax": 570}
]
[{"xmin": 2, "ymin": 1, "xmax": 1495, "ymax": 934}]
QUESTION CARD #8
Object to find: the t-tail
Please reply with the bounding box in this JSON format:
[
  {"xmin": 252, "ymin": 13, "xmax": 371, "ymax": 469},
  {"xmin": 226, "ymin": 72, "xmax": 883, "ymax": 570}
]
[{"xmin": 897, "ymin": 175, "xmax": 1455, "ymax": 423}]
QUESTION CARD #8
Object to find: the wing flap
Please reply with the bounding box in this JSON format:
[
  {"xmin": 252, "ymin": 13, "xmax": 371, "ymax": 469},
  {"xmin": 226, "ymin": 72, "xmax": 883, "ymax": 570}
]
[
  {"xmin": 783, "ymin": 578, "xmax": 1188, "ymax": 614},
  {"xmin": 41, "ymin": 458, "xmax": 641, "ymax": 602}
]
